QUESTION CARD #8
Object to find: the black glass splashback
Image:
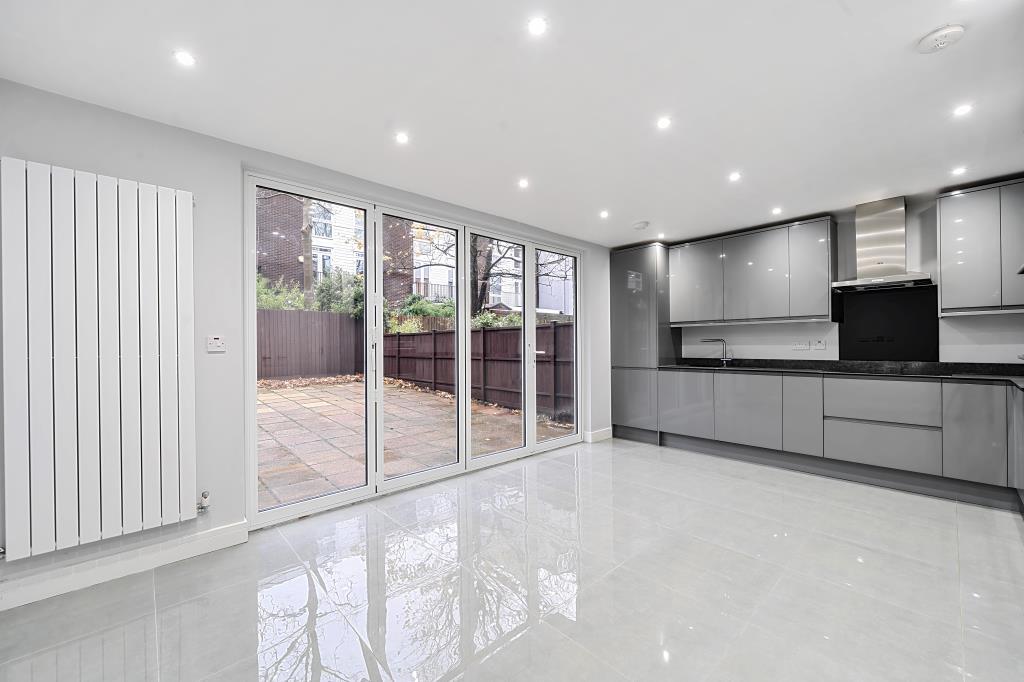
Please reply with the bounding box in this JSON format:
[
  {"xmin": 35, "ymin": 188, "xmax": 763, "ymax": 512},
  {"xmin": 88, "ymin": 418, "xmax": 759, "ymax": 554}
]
[{"xmin": 836, "ymin": 285, "xmax": 938, "ymax": 361}]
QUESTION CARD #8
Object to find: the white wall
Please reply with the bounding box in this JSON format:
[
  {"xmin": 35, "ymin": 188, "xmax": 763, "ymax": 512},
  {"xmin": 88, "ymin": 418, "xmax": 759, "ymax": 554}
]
[
  {"xmin": 673, "ymin": 195, "xmax": 1024, "ymax": 364},
  {"xmin": 679, "ymin": 322, "xmax": 839, "ymax": 361},
  {"xmin": 0, "ymin": 78, "xmax": 611, "ymax": 604}
]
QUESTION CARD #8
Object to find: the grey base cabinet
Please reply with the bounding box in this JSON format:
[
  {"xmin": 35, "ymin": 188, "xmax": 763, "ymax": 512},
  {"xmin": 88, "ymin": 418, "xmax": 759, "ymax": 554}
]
[
  {"xmin": 942, "ymin": 382, "xmax": 1008, "ymax": 486},
  {"xmin": 783, "ymin": 374, "xmax": 823, "ymax": 456},
  {"xmin": 611, "ymin": 368, "xmax": 658, "ymax": 431},
  {"xmin": 824, "ymin": 419, "xmax": 943, "ymax": 476},
  {"xmin": 658, "ymin": 370, "xmax": 714, "ymax": 439},
  {"xmin": 714, "ymin": 372, "xmax": 782, "ymax": 449}
]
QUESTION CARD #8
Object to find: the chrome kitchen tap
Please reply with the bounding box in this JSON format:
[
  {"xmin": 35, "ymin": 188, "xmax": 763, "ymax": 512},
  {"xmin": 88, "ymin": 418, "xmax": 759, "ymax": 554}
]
[{"xmin": 701, "ymin": 338, "xmax": 730, "ymax": 366}]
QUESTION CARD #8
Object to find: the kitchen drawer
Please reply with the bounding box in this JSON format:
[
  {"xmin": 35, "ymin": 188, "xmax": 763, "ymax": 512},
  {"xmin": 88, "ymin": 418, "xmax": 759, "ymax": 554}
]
[
  {"xmin": 823, "ymin": 376, "xmax": 941, "ymax": 427},
  {"xmin": 824, "ymin": 418, "xmax": 942, "ymax": 476}
]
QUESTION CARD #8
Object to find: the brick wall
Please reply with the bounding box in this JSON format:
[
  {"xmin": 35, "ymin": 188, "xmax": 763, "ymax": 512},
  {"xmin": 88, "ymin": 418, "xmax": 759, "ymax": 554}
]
[{"xmin": 256, "ymin": 187, "xmax": 304, "ymax": 286}]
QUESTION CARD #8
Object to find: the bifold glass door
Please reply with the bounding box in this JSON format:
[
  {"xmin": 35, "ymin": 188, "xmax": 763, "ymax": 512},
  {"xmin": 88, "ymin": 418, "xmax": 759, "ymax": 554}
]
[
  {"xmin": 469, "ymin": 234, "xmax": 526, "ymax": 458},
  {"xmin": 254, "ymin": 185, "xmax": 371, "ymax": 514},
  {"xmin": 379, "ymin": 213, "xmax": 462, "ymax": 482},
  {"xmin": 251, "ymin": 176, "xmax": 581, "ymax": 522}
]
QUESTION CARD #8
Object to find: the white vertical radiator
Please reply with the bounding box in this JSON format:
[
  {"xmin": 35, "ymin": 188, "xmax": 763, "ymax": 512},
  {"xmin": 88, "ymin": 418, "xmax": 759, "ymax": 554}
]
[{"xmin": 0, "ymin": 157, "xmax": 197, "ymax": 561}]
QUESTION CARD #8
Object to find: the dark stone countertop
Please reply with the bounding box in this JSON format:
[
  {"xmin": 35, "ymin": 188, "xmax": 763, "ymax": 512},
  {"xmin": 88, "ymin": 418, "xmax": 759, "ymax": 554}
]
[{"xmin": 658, "ymin": 358, "xmax": 1024, "ymax": 388}]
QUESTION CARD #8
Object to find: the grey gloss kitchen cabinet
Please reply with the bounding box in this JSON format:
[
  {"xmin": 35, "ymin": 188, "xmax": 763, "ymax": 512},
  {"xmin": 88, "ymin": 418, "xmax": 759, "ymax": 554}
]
[
  {"xmin": 940, "ymin": 187, "xmax": 1002, "ymax": 310},
  {"xmin": 824, "ymin": 419, "xmax": 943, "ymax": 476},
  {"xmin": 788, "ymin": 219, "xmax": 831, "ymax": 318},
  {"xmin": 669, "ymin": 240, "xmax": 724, "ymax": 322},
  {"xmin": 942, "ymin": 382, "xmax": 1007, "ymax": 486},
  {"xmin": 783, "ymin": 374, "xmax": 823, "ymax": 456},
  {"xmin": 610, "ymin": 245, "xmax": 660, "ymax": 367},
  {"xmin": 658, "ymin": 370, "xmax": 715, "ymax": 439},
  {"xmin": 714, "ymin": 371, "xmax": 782, "ymax": 449},
  {"xmin": 1000, "ymin": 183, "xmax": 1024, "ymax": 306},
  {"xmin": 611, "ymin": 368, "xmax": 658, "ymax": 431},
  {"xmin": 723, "ymin": 228, "xmax": 790, "ymax": 320}
]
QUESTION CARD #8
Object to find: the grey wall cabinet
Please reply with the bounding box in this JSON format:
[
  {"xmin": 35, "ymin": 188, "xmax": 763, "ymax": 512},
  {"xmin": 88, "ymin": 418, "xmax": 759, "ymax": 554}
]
[
  {"xmin": 723, "ymin": 228, "xmax": 790, "ymax": 320},
  {"xmin": 939, "ymin": 187, "xmax": 1002, "ymax": 311},
  {"xmin": 611, "ymin": 368, "xmax": 659, "ymax": 430},
  {"xmin": 658, "ymin": 370, "xmax": 715, "ymax": 439},
  {"xmin": 783, "ymin": 374, "xmax": 824, "ymax": 457},
  {"xmin": 1000, "ymin": 183, "xmax": 1024, "ymax": 307},
  {"xmin": 788, "ymin": 220, "xmax": 832, "ymax": 318},
  {"xmin": 611, "ymin": 245, "xmax": 663, "ymax": 367},
  {"xmin": 714, "ymin": 371, "xmax": 783, "ymax": 449},
  {"xmin": 942, "ymin": 382, "xmax": 1007, "ymax": 486},
  {"xmin": 669, "ymin": 241, "xmax": 724, "ymax": 323}
]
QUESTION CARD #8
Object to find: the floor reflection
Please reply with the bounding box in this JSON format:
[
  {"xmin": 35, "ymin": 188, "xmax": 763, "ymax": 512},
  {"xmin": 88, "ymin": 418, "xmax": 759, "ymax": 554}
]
[
  {"xmin": 4, "ymin": 439, "xmax": 1014, "ymax": 680},
  {"xmin": 251, "ymin": 461, "xmax": 595, "ymax": 680}
]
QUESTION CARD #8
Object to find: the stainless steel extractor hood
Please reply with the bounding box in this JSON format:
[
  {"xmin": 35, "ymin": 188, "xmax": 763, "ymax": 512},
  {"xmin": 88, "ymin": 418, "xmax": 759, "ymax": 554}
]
[{"xmin": 831, "ymin": 196, "xmax": 932, "ymax": 290}]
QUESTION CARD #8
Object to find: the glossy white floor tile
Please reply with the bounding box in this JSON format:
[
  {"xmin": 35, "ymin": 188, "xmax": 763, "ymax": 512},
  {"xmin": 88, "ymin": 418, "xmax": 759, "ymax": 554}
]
[{"xmin": 2, "ymin": 438, "xmax": 1023, "ymax": 681}]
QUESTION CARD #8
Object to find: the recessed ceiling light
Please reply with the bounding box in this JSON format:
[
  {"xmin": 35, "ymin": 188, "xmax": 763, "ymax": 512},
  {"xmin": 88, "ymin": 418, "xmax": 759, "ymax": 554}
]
[
  {"xmin": 657, "ymin": 233, "xmax": 665, "ymax": 239},
  {"xmin": 395, "ymin": 131, "xmax": 410, "ymax": 144},
  {"xmin": 772, "ymin": 207, "xmax": 782, "ymax": 215},
  {"xmin": 728, "ymin": 171, "xmax": 742, "ymax": 182},
  {"xmin": 951, "ymin": 166, "xmax": 966, "ymax": 176},
  {"xmin": 953, "ymin": 103, "xmax": 973, "ymax": 117},
  {"xmin": 599, "ymin": 210, "xmax": 609, "ymax": 219},
  {"xmin": 518, "ymin": 177, "xmax": 530, "ymax": 189},
  {"xmin": 656, "ymin": 116, "xmax": 672, "ymax": 130},
  {"xmin": 173, "ymin": 50, "xmax": 196, "ymax": 67},
  {"xmin": 527, "ymin": 17, "xmax": 548, "ymax": 36}
]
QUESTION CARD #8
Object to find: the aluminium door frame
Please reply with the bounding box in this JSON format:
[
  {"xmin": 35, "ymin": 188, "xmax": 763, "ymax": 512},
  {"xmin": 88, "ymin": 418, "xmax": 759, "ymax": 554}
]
[
  {"xmin": 244, "ymin": 171, "xmax": 587, "ymax": 526},
  {"xmin": 244, "ymin": 172, "xmax": 379, "ymax": 530}
]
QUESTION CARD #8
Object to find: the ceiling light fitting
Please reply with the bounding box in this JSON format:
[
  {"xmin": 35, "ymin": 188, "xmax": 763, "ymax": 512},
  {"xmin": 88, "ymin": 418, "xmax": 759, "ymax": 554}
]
[{"xmin": 916, "ymin": 25, "xmax": 965, "ymax": 54}]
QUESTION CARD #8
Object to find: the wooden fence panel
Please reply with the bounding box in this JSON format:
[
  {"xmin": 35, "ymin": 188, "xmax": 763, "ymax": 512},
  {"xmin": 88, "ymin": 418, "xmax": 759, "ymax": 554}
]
[{"xmin": 257, "ymin": 309, "xmax": 572, "ymax": 419}]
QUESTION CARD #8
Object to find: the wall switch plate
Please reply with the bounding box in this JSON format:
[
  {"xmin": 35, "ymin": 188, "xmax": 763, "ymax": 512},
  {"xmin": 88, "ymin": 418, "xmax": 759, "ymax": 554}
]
[
  {"xmin": 206, "ymin": 335, "xmax": 227, "ymax": 353},
  {"xmin": 813, "ymin": 339, "xmax": 827, "ymax": 350}
]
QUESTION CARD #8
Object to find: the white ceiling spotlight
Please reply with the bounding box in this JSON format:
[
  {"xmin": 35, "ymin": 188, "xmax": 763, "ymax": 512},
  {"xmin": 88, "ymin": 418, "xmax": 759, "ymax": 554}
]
[
  {"xmin": 657, "ymin": 233, "xmax": 665, "ymax": 239},
  {"xmin": 527, "ymin": 16, "xmax": 548, "ymax": 36},
  {"xmin": 518, "ymin": 177, "xmax": 530, "ymax": 189},
  {"xmin": 772, "ymin": 207, "xmax": 782, "ymax": 215},
  {"xmin": 656, "ymin": 116, "xmax": 672, "ymax": 130},
  {"xmin": 953, "ymin": 103, "xmax": 973, "ymax": 117},
  {"xmin": 173, "ymin": 50, "xmax": 196, "ymax": 67},
  {"xmin": 599, "ymin": 210, "xmax": 609, "ymax": 219},
  {"xmin": 916, "ymin": 24, "xmax": 965, "ymax": 54},
  {"xmin": 728, "ymin": 171, "xmax": 742, "ymax": 182},
  {"xmin": 951, "ymin": 166, "xmax": 967, "ymax": 176},
  {"xmin": 394, "ymin": 131, "xmax": 410, "ymax": 145}
]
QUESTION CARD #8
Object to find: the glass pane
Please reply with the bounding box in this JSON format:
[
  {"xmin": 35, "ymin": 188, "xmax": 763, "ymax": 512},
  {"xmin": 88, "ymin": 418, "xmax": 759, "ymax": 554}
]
[
  {"xmin": 255, "ymin": 187, "xmax": 367, "ymax": 510},
  {"xmin": 535, "ymin": 249, "xmax": 577, "ymax": 442},
  {"xmin": 382, "ymin": 215, "xmax": 459, "ymax": 479},
  {"xmin": 470, "ymin": 235, "xmax": 525, "ymax": 457}
]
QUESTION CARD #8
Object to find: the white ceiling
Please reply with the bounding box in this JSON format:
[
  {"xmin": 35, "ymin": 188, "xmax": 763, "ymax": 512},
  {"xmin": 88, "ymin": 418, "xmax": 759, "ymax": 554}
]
[{"xmin": 2, "ymin": 0, "xmax": 1023, "ymax": 247}]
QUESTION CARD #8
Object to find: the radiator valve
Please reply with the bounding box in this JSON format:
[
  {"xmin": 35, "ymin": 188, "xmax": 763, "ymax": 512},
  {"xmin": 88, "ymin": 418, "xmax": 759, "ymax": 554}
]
[{"xmin": 197, "ymin": 491, "xmax": 211, "ymax": 514}]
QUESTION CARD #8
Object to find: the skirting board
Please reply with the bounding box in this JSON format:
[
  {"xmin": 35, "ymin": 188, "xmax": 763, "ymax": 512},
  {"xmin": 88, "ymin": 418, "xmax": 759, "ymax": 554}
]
[
  {"xmin": 584, "ymin": 427, "xmax": 613, "ymax": 443},
  {"xmin": 616, "ymin": 427, "xmax": 1023, "ymax": 512},
  {"xmin": 0, "ymin": 521, "xmax": 248, "ymax": 611}
]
